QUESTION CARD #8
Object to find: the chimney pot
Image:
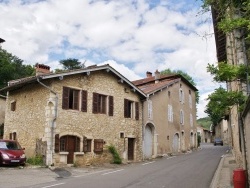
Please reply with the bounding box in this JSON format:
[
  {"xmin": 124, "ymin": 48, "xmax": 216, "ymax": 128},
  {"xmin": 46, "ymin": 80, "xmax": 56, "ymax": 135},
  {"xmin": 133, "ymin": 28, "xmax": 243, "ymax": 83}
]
[
  {"xmin": 35, "ymin": 63, "xmax": 50, "ymax": 76},
  {"xmin": 146, "ymin": 71, "xmax": 152, "ymax": 78}
]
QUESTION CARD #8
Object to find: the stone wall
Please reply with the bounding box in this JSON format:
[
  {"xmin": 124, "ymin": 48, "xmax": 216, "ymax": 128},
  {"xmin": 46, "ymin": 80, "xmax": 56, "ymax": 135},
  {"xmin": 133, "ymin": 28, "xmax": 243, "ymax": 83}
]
[{"xmin": 4, "ymin": 70, "xmax": 144, "ymax": 166}]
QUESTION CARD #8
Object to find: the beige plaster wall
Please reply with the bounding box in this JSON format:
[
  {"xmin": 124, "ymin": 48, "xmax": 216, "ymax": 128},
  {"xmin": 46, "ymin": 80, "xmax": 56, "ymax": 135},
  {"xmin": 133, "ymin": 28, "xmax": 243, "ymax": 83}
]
[{"xmin": 143, "ymin": 80, "xmax": 197, "ymax": 156}]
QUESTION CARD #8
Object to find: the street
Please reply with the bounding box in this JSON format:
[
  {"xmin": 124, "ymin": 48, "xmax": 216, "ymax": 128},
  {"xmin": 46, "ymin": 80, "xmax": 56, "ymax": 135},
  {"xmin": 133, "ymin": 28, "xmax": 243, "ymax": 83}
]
[{"xmin": 1, "ymin": 144, "xmax": 229, "ymax": 188}]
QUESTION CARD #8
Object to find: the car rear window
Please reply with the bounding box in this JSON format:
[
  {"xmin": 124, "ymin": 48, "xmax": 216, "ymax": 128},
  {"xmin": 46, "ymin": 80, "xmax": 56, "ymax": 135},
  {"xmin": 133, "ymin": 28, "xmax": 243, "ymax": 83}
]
[{"xmin": 0, "ymin": 141, "xmax": 22, "ymax": 150}]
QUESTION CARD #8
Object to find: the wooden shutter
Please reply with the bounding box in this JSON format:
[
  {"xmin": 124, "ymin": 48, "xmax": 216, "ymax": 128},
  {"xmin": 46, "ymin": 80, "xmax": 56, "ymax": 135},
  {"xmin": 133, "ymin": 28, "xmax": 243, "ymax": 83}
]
[
  {"xmin": 54, "ymin": 134, "xmax": 60, "ymax": 153},
  {"xmin": 92, "ymin": 93, "xmax": 99, "ymax": 114},
  {"xmin": 94, "ymin": 139, "xmax": 104, "ymax": 152},
  {"xmin": 62, "ymin": 87, "xmax": 69, "ymax": 109},
  {"xmin": 81, "ymin": 90, "xmax": 87, "ymax": 112},
  {"xmin": 135, "ymin": 102, "xmax": 139, "ymax": 120},
  {"xmin": 83, "ymin": 136, "xmax": 87, "ymax": 152},
  {"xmin": 9, "ymin": 133, "xmax": 12, "ymax": 140},
  {"xmin": 109, "ymin": 96, "xmax": 114, "ymax": 116},
  {"xmin": 124, "ymin": 99, "xmax": 128, "ymax": 118}
]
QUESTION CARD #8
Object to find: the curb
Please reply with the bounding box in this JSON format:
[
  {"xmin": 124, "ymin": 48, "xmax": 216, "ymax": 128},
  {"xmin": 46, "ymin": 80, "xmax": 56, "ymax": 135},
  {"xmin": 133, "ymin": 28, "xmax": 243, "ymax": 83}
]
[{"xmin": 210, "ymin": 155, "xmax": 225, "ymax": 188}]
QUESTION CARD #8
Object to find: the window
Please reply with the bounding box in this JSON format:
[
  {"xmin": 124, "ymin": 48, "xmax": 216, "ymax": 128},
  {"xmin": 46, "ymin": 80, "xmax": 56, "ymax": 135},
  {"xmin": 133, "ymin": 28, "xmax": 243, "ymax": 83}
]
[
  {"xmin": 58, "ymin": 135, "xmax": 80, "ymax": 152},
  {"xmin": 179, "ymin": 89, "xmax": 185, "ymax": 104},
  {"xmin": 94, "ymin": 139, "xmax": 104, "ymax": 152},
  {"xmin": 9, "ymin": 132, "xmax": 17, "ymax": 140},
  {"xmin": 83, "ymin": 137, "xmax": 92, "ymax": 152},
  {"xmin": 93, "ymin": 93, "xmax": 113, "ymax": 115},
  {"xmin": 148, "ymin": 100, "xmax": 153, "ymax": 119},
  {"xmin": 189, "ymin": 91, "xmax": 192, "ymax": 109},
  {"xmin": 11, "ymin": 101, "xmax": 16, "ymax": 111},
  {"xmin": 168, "ymin": 105, "xmax": 173, "ymax": 122},
  {"xmin": 62, "ymin": 87, "xmax": 87, "ymax": 111},
  {"xmin": 124, "ymin": 99, "xmax": 139, "ymax": 120},
  {"xmin": 180, "ymin": 109, "xmax": 184, "ymax": 125},
  {"xmin": 190, "ymin": 114, "xmax": 193, "ymax": 127}
]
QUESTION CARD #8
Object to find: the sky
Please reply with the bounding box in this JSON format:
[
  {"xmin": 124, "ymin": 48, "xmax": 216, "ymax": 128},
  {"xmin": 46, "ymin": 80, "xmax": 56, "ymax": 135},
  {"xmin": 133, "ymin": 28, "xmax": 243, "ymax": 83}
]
[{"xmin": 0, "ymin": 0, "xmax": 221, "ymax": 119}]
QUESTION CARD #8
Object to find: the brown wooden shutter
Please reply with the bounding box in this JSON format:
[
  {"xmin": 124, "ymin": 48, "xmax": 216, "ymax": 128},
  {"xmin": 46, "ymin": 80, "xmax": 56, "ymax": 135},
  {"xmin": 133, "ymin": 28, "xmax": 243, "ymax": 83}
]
[
  {"xmin": 109, "ymin": 96, "xmax": 114, "ymax": 116},
  {"xmin": 81, "ymin": 90, "xmax": 87, "ymax": 112},
  {"xmin": 73, "ymin": 90, "xmax": 79, "ymax": 110},
  {"xmin": 94, "ymin": 139, "xmax": 103, "ymax": 152},
  {"xmin": 54, "ymin": 134, "xmax": 60, "ymax": 153},
  {"xmin": 92, "ymin": 93, "xmax": 99, "ymax": 114},
  {"xmin": 135, "ymin": 102, "xmax": 139, "ymax": 120},
  {"xmin": 62, "ymin": 87, "xmax": 69, "ymax": 109},
  {"xmin": 124, "ymin": 99, "xmax": 128, "ymax": 118},
  {"xmin": 83, "ymin": 136, "xmax": 87, "ymax": 152},
  {"xmin": 9, "ymin": 133, "xmax": 12, "ymax": 140}
]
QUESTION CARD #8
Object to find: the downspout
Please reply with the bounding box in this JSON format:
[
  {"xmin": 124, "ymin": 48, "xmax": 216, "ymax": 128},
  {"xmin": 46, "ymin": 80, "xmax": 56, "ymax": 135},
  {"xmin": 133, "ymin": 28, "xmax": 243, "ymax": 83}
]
[{"xmin": 37, "ymin": 77, "xmax": 58, "ymax": 166}]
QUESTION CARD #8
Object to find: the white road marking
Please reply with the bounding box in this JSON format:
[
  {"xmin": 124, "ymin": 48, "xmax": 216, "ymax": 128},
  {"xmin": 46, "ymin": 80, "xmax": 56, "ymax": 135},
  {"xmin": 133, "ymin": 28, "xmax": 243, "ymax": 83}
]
[
  {"xmin": 167, "ymin": 156, "xmax": 176, "ymax": 159},
  {"xmin": 74, "ymin": 169, "xmax": 111, "ymax": 177},
  {"xmin": 102, "ymin": 169, "xmax": 124, "ymax": 175},
  {"xmin": 142, "ymin": 161, "xmax": 155, "ymax": 165},
  {"xmin": 41, "ymin": 183, "xmax": 65, "ymax": 188}
]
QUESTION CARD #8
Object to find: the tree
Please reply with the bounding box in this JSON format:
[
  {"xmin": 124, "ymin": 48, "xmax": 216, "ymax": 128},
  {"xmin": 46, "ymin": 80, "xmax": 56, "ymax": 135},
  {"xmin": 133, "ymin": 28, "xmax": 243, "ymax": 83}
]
[
  {"xmin": 59, "ymin": 58, "xmax": 85, "ymax": 70},
  {"xmin": 0, "ymin": 49, "xmax": 34, "ymax": 89},
  {"xmin": 161, "ymin": 69, "xmax": 200, "ymax": 103},
  {"xmin": 205, "ymin": 87, "xmax": 245, "ymax": 125}
]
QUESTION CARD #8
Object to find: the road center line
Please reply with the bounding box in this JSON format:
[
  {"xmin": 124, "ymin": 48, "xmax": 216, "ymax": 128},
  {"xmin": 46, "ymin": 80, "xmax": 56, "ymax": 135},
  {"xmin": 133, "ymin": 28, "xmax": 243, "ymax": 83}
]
[
  {"xmin": 167, "ymin": 156, "xmax": 176, "ymax": 159},
  {"xmin": 74, "ymin": 169, "xmax": 111, "ymax": 177},
  {"xmin": 102, "ymin": 169, "xmax": 124, "ymax": 175},
  {"xmin": 142, "ymin": 161, "xmax": 155, "ymax": 165},
  {"xmin": 41, "ymin": 183, "xmax": 65, "ymax": 188}
]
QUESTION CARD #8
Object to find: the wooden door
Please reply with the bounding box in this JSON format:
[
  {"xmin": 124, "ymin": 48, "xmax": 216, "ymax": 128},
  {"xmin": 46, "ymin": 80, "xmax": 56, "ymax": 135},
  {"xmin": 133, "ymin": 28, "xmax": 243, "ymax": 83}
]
[
  {"xmin": 128, "ymin": 138, "xmax": 135, "ymax": 160},
  {"xmin": 67, "ymin": 136, "xmax": 75, "ymax": 164}
]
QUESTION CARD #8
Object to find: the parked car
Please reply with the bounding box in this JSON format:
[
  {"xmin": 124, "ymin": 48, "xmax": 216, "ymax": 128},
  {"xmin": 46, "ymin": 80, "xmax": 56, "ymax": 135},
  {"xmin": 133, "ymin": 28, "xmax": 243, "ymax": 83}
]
[
  {"xmin": 214, "ymin": 138, "xmax": 223, "ymax": 146},
  {"xmin": 0, "ymin": 139, "xmax": 26, "ymax": 166}
]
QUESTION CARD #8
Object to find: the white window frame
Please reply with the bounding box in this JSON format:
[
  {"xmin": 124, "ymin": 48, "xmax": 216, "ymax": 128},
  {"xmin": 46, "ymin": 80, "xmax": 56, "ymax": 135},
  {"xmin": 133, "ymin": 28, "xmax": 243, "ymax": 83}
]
[
  {"xmin": 168, "ymin": 104, "xmax": 173, "ymax": 122},
  {"xmin": 180, "ymin": 109, "xmax": 184, "ymax": 125},
  {"xmin": 179, "ymin": 89, "xmax": 185, "ymax": 104},
  {"xmin": 189, "ymin": 94, "xmax": 192, "ymax": 109},
  {"xmin": 148, "ymin": 100, "xmax": 153, "ymax": 120},
  {"xmin": 190, "ymin": 113, "xmax": 193, "ymax": 127}
]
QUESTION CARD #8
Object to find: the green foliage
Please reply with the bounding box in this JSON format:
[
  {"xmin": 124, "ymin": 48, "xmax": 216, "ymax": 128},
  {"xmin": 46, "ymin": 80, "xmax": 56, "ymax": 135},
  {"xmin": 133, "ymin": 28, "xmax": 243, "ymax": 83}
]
[
  {"xmin": 207, "ymin": 62, "xmax": 250, "ymax": 82},
  {"xmin": 108, "ymin": 145, "xmax": 122, "ymax": 164},
  {"xmin": 197, "ymin": 117, "xmax": 212, "ymax": 129},
  {"xmin": 26, "ymin": 155, "xmax": 44, "ymax": 166},
  {"xmin": 161, "ymin": 69, "xmax": 199, "ymax": 103},
  {"xmin": 0, "ymin": 49, "xmax": 35, "ymax": 89},
  {"xmin": 205, "ymin": 87, "xmax": 246, "ymax": 125},
  {"xmin": 59, "ymin": 58, "xmax": 85, "ymax": 71}
]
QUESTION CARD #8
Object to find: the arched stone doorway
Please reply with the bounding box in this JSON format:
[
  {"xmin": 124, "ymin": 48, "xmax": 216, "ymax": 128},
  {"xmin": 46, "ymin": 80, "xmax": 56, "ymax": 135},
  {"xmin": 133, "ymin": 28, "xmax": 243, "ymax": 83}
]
[
  {"xmin": 172, "ymin": 133, "xmax": 180, "ymax": 152},
  {"xmin": 144, "ymin": 123, "xmax": 154, "ymax": 159}
]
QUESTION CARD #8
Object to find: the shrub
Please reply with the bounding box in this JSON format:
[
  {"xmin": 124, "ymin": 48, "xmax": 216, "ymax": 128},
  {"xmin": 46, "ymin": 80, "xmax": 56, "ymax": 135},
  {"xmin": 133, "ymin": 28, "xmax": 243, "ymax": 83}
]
[
  {"xmin": 26, "ymin": 155, "xmax": 44, "ymax": 166},
  {"xmin": 108, "ymin": 145, "xmax": 122, "ymax": 164}
]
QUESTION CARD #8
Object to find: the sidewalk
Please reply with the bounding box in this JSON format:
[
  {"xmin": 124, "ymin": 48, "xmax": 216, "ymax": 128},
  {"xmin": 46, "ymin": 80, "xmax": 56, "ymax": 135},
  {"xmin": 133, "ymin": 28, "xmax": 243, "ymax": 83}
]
[{"xmin": 210, "ymin": 151, "xmax": 238, "ymax": 188}]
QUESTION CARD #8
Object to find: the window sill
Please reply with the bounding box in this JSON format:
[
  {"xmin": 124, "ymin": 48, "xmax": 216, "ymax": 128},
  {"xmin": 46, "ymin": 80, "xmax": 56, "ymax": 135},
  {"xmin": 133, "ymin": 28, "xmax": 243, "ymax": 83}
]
[
  {"xmin": 74, "ymin": 152, "xmax": 84, "ymax": 155},
  {"xmin": 59, "ymin": 152, "xmax": 69, "ymax": 155}
]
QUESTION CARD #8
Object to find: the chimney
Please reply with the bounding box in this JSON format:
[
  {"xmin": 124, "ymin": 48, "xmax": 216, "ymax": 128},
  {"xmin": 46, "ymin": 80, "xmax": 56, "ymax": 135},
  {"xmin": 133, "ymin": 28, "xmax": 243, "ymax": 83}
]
[
  {"xmin": 35, "ymin": 63, "xmax": 50, "ymax": 76},
  {"xmin": 155, "ymin": 70, "xmax": 160, "ymax": 83},
  {"xmin": 146, "ymin": 71, "xmax": 152, "ymax": 78}
]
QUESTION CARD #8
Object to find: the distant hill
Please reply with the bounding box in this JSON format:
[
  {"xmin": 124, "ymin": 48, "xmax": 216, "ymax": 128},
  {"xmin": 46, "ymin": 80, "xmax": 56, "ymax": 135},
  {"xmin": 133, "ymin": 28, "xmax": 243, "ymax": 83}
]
[{"xmin": 197, "ymin": 117, "xmax": 212, "ymax": 130}]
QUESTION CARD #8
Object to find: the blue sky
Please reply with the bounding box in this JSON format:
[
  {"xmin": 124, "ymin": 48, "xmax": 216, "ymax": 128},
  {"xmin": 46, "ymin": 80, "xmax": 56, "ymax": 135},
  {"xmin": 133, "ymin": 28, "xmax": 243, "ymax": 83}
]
[{"xmin": 0, "ymin": 0, "xmax": 219, "ymax": 118}]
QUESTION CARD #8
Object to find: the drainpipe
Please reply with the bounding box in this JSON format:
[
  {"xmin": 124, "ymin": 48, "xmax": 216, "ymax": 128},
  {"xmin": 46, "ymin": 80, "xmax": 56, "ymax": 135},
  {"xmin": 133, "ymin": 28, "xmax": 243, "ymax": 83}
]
[{"xmin": 37, "ymin": 77, "xmax": 58, "ymax": 166}]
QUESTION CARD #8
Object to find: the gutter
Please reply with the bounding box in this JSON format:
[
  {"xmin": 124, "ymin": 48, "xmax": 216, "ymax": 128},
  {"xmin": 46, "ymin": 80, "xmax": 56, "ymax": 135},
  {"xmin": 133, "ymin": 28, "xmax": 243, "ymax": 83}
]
[{"xmin": 37, "ymin": 77, "xmax": 58, "ymax": 166}]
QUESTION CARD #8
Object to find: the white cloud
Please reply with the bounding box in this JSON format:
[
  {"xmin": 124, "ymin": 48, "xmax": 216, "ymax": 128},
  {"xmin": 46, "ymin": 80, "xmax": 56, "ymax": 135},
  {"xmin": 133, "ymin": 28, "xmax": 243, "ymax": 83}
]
[{"xmin": 0, "ymin": 0, "xmax": 218, "ymax": 119}]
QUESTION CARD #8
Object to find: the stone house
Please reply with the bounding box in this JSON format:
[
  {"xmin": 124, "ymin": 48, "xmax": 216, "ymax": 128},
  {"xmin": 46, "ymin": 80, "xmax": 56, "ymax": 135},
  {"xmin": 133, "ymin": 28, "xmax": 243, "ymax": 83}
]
[
  {"xmin": 197, "ymin": 126, "xmax": 212, "ymax": 143},
  {"xmin": 132, "ymin": 70, "xmax": 198, "ymax": 158},
  {"xmin": 0, "ymin": 95, "xmax": 6, "ymax": 139},
  {"xmin": 0, "ymin": 64, "xmax": 146, "ymax": 166}
]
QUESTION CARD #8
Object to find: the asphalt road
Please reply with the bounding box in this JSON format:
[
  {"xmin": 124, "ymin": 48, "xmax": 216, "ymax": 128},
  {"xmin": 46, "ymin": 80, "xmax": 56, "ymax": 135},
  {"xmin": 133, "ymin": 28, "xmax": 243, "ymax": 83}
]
[{"xmin": 10, "ymin": 143, "xmax": 229, "ymax": 188}]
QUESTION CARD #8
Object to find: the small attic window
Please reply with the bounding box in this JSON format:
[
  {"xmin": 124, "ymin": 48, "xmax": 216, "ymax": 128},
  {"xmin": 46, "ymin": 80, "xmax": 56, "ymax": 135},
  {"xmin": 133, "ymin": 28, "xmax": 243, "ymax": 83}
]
[
  {"xmin": 11, "ymin": 101, "xmax": 16, "ymax": 111},
  {"xmin": 120, "ymin": 132, "xmax": 124, "ymax": 138}
]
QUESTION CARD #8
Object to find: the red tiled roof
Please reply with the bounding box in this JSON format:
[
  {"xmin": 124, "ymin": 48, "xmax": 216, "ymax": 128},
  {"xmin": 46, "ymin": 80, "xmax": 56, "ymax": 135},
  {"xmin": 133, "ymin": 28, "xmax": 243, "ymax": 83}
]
[{"xmin": 138, "ymin": 78, "xmax": 179, "ymax": 94}]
